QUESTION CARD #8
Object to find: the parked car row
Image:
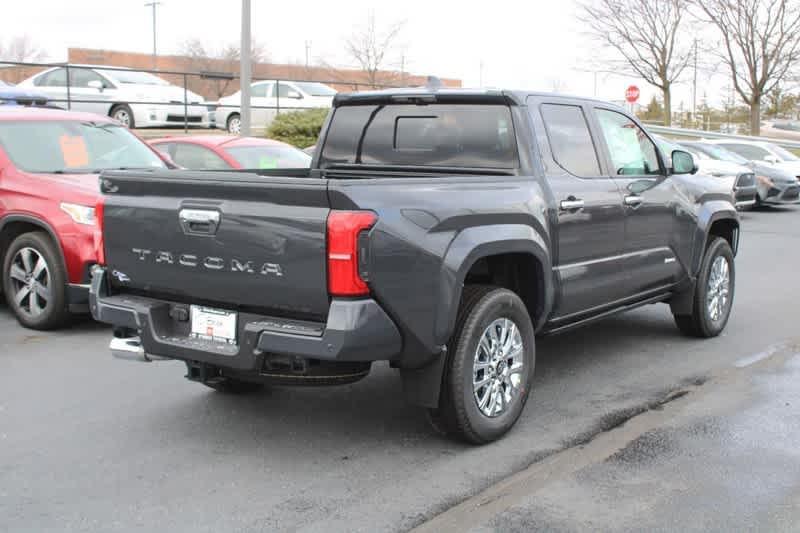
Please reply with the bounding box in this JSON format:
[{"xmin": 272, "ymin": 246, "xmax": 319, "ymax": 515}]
[
  {"xmin": 0, "ymin": 106, "xmax": 312, "ymax": 329},
  {"xmin": 657, "ymin": 137, "xmax": 800, "ymax": 208},
  {"xmin": 10, "ymin": 64, "xmax": 338, "ymax": 132}
]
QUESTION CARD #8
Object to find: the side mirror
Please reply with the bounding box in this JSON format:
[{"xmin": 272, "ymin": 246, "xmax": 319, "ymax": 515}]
[
  {"xmin": 672, "ymin": 149, "xmax": 698, "ymax": 175},
  {"xmin": 764, "ymin": 154, "xmax": 780, "ymax": 164},
  {"xmin": 287, "ymin": 90, "xmax": 302, "ymax": 99},
  {"xmin": 87, "ymin": 80, "xmax": 104, "ymax": 92}
]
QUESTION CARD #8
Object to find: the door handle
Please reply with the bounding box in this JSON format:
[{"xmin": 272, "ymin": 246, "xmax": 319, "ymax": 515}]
[
  {"xmin": 624, "ymin": 195, "xmax": 643, "ymax": 207},
  {"xmin": 179, "ymin": 208, "xmax": 221, "ymax": 235},
  {"xmin": 559, "ymin": 198, "xmax": 585, "ymax": 211}
]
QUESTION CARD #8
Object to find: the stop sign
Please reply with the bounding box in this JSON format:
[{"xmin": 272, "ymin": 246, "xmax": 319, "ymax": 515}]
[{"xmin": 625, "ymin": 85, "xmax": 640, "ymax": 103}]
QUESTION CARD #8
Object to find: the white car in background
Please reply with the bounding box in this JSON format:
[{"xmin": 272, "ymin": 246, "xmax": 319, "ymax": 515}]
[
  {"xmin": 17, "ymin": 65, "xmax": 208, "ymax": 128},
  {"xmin": 707, "ymin": 139, "xmax": 800, "ymax": 178},
  {"xmin": 216, "ymin": 80, "xmax": 336, "ymax": 134}
]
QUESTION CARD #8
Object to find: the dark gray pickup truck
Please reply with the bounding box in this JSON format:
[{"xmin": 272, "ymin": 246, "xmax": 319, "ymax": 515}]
[{"xmin": 90, "ymin": 88, "xmax": 739, "ymax": 443}]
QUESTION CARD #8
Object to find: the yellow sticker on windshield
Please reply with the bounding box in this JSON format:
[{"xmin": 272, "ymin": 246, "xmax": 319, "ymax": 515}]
[
  {"xmin": 59, "ymin": 135, "xmax": 89, "ymax": 168},
  {"xmin": 258, "ymin": 157, "xmax": 278, "ymax": 169}
]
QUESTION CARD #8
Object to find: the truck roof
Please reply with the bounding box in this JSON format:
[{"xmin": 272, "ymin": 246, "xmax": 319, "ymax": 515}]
[{"xmin": 333, "ymin": 87, "xmax": 623, "ymax": 109}]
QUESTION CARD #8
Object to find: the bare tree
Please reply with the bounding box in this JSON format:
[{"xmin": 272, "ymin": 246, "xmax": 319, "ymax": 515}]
[
  {"xmin": 180, "ymin": 39, "xmax": 267, "ymax": 99},
  {"xmin": 345, "ymin": 13, "xmax": 405, "ymax": 88},
  {"xmin": 0, "ymin": 35, "xmax": 47, "ymax": 63},
  {"xmin": 0, "ymin": 35, "xmax": 48, "ymax": 83},
  {"xmin": 696, "ymin": 0, "xmax": 800, "ymax": 136},
  {"xmin": 578, "ymin": 0, "xmax": 693, "ymax": 126}
]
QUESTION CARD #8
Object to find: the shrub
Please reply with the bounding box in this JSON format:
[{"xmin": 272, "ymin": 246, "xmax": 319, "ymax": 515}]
[{"xmin": 266, "ymin": 108, "xmax": 329, "ymax": 148}]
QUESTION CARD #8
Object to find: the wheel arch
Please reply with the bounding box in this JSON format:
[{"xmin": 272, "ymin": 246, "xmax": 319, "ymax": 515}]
[
  {"xmin": 0, "ymin": 214, "xmax": 66, "ymax": 271},
  {"xmin": 692, "ymin": 204, "xmax": 739, "ymax": 276},
  {"xmin": 434, "ymin": 224, "xmax": 553, "ymax": 347}
]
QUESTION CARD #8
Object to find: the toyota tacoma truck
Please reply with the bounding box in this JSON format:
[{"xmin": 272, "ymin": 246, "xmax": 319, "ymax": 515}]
[{"xmin": 90, "ymin": 88, "xmax": 739, "ymax": 443}]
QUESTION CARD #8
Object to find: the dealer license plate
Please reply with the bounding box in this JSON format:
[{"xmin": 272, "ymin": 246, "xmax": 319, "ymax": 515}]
[{"xmin": 190, "ymin": 305, "xmax": 238, "ymax": 345}]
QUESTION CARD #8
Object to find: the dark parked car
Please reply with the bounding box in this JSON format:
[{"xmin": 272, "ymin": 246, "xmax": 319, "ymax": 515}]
[
  {"xmin": 0, "ymin": 80, "xmax": 51, "ymax": 107},
  {"xmin": 90, "ymin": 89, "xmax": 739, "ymax": 443}
]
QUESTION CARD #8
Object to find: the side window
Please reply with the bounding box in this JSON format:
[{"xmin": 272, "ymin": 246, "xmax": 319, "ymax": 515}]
[
  {"xmin": 172, "ymin": 144, "xmax": 230, "ymax": 170},
  {"xmin": 69, "ymin": 68, "xmax": 107, "ymax": 89},
  {"xmin": 38, "ymin": 68, "xmax": 67, "ymax": 87},
  {"xmin": 271, "ymin": 82, "xmax": 293, "ymax": 98},
  {"xmin": 540, "ymin": 103, "xmax": 601, "ymax": 177},
  {"xmin": 719, "ymin": 143, "xmax": 770, "ymax": 160},
  {"xmin": 250, "ymin": 83, "xmax": 269, "ymax": 98},
  {"xmin": 151, "ymin": 142, "xmax": 174, "ymax": 159},
  {"xmin": 595, "ymin": 109, "xmax": 661, "ymax": 176}
]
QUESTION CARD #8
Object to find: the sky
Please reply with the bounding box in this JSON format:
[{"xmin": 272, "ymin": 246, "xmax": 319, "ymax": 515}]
[{"xmin": 0, "ymin": 0, "xmax": 725, "ymax": 110}]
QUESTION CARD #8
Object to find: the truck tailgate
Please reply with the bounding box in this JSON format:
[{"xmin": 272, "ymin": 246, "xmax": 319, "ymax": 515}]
[{"xmin": 99, "ymin": 170, "xmax": 330, "ymax": 319}]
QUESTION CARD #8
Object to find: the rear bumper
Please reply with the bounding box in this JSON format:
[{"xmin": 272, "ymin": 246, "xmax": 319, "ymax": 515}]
[
  {"xmin": 89, "ymin": 267, "xmax": 402, "ymax": 370},
  {"xmin": 67, "ymin": 283, "xmax": 90, "ymax": 313},
  {"xmin": 733, "ymin": 185, "xmax": 758, "ymax": 208}
]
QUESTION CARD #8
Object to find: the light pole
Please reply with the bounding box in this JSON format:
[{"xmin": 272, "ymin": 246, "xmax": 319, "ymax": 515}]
[
  {"xmin": 240, "ymin": 0, "xmax": 252, "ymax": 136},
  {"xmin": 305, "ymin": 40, "xmax": 311, "ymax": 69},
  {"xmin": 144, "ymin": 2, "xmax": 162, "ymax": 69}
]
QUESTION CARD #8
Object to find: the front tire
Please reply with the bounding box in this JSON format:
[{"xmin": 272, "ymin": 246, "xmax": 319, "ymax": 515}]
[
  {"xmin": 673, "ymin": 237, "xmax": 735, "ymax": 338},
  {"xmin": 2, "ymin": 232, "xmax": 70, "ymax": 330},
  {"xmin": 429, "ymin": 286, "xmax": 536, "ymax": 444},
  {"xmin": 110, "ymin": 104, "xmax": 135, "ymax": 128}
]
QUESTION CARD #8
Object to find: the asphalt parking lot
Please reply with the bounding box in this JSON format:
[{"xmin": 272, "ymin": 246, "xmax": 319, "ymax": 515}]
[{"xmin": 2, "ymin": 206, "xmax": 800, "ymax": 533}]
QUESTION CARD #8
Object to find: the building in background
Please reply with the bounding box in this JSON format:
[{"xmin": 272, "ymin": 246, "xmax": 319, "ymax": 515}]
[{"xmin": 0, "ymin": 48, "xmax": 461, "ymax": 101}]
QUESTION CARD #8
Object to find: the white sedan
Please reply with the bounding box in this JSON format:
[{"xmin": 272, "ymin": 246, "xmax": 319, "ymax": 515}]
[
  {"xmin": 215, "ymin": 80, "xmax": 336, "ymax": 134},
  {"xmin": 17, "ymin": 65, "xmax": 209, "ymax": 128}
]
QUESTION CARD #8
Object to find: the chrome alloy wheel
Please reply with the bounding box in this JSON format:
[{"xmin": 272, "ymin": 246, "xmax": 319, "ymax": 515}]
[
  {"xmin": 9, "ymin": 247, "xmax": 51, "ymax": 318},
  {"xmin": 228, "ymin": 116, "xmax": 241, "ymax": 134},
  {"xmin": 473, "ymin": 318, "xmax": 525, "ymax": 418},
  {"xmin": 113, "ymin": 108, "xmax": 131, "ymax": 127},
  {"xmin": 706, "ymin": 255, "xmax": 730, "ymax": 322}
]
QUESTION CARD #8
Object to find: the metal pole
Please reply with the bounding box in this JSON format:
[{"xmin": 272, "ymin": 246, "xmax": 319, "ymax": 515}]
[
  {"xmin": 692, "ymin": 38, "xmax": 698, "ymax": 127},
  {"xmin": 183, "ymin": 73, "xmax": 188, "ymax": 133},
  {"xmin": 305, "ymin": 40, "xmax": 311, "ymax": 69},
  {"xmin": 144, "ymin": 2, "xmax": 162, "ymax": 70},
  {"xmin": 65, "ymin": 64, "xmax": 72, "ymax": 110},
  {"xmin": 240, "ymin": 0, "xmax": 252, "ymax": 137}
]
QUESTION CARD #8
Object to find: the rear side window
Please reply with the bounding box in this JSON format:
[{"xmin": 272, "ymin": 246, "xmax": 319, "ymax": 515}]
[
  {"xmin": 540, "ymin": 104, "xmax": 601, "ymax": 177},
  {"xmin": 320, "ymin": 104, "xmax": 518, "ymax": 170},
  {"xmin": 717, "ymin": 143, "xmax": 771, "ymax": 161}
]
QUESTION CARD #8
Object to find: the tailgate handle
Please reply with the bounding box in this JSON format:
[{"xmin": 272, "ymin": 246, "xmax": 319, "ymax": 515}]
[{"xmin": 179, "ymin": 209, "xmax": 221, "ymax": 235}]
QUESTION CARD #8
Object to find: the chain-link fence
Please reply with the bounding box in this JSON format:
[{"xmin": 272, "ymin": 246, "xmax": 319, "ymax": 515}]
[{"xmin": 0, "ymin": 61, "xmax": 411, "ymax": 134}]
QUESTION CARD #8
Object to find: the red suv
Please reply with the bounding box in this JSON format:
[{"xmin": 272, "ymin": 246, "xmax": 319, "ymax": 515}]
[{"xmin": 0, "ymin": 107, "xmax": 167, "ymax": 329}]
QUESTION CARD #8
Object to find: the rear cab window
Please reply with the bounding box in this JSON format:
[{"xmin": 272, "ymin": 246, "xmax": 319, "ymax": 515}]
[
  {"xmin": 539, "ymin": 103, "xmax": 602, "ymax": 177},
  {"xmin": 319, "ymin": 103, "xmax": 519, "ymax": 171}
]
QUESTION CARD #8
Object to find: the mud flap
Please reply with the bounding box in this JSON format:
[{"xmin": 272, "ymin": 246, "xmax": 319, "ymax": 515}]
[{"xmin": 400, "ymin": 349, "xmax": 447, "ymax": 408}]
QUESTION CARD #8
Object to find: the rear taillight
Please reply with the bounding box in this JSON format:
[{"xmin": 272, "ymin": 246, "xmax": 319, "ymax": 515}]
[
  {"xmin": 327, "ymin": 210, "xmax": 377, "ymax": 296},
  {"xmin": 94, "ymin": 197, "xmax": 105, "ymax": 266}
]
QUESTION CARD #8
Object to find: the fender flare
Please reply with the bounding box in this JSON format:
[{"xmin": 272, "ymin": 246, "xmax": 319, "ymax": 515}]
[
  {"xmin": 692, "ymin": 202, "xmax": 739, "ymax": 276},
  {"xmin": 0, "ymin": 214, "xmax": 67, "ymax": 271},
  {"xmin": 433, "ymin": 223, "xmax": 553, "ymax": 346}
]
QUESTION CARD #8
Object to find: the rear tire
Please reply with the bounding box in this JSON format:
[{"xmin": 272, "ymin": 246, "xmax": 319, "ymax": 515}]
[
  {"xmin": 2, "ymin": 231, "xmax": 70, "ymax": 330},
  {"xmin": 428, "ymin": 285, "xmax": 536, "ymax": 444},
  {"xmin": 673, "ymin": 237, "xmax": 735, "ymax": 338},
  {"xmin": 227, "ymin": 113, "xmax": 241, "ymax": 134}
]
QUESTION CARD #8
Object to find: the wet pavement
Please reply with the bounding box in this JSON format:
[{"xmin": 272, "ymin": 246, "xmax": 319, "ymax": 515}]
[
  {"xmin": 416, "ymin": 345, "xmax": 800, "ymax": 532},
  {"xmin": 2, "ymin": 206, "xmax": 800, "ymax": 532}
]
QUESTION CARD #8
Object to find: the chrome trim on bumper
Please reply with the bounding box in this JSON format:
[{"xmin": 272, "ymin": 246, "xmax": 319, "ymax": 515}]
[{"xmin": 110, "ymin": 336, "xmax": 170, "ymax": 362}]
